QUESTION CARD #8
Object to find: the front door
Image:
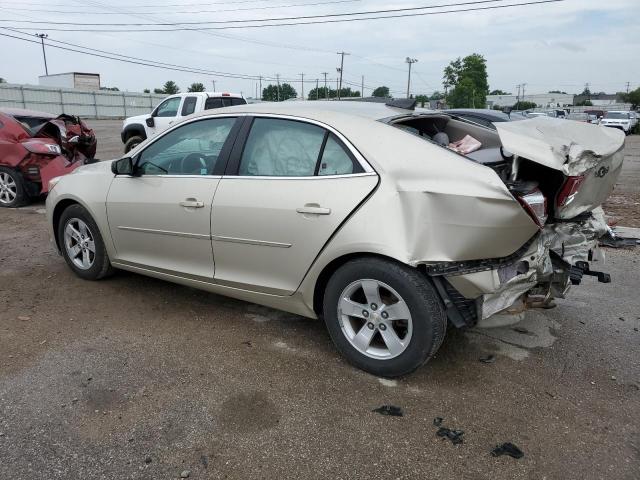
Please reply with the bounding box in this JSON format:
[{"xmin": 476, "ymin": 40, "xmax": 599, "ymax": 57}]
[
  {"xmin": 149, "ymin": 96, "xmax": 183, "ymax": 137},
  {"xmin": 107, "ymin": 116, "xmax": 239, "ymax": 279},
  {"xmin": 212, "ymin": 117, "xmax": 378, "ymax": 295}
]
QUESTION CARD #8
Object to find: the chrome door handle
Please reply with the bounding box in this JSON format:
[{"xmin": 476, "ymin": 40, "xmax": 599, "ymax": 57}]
[
  {"xmin": 296, "ymin": 205, "xmax": 331, "ymax": 215},
  {"xmin": 180, "ymin": 199, "xmax": 204, "ymax": 208}
]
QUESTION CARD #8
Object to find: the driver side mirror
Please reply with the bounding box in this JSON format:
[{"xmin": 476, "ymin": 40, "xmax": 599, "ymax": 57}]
[
  {"xmin": 111, "ymin": 157, "xmax": 134, "ymax": 176},
  {"xmin": 146, "ymin": 116, "xmax": 155, "ymax": 127}
]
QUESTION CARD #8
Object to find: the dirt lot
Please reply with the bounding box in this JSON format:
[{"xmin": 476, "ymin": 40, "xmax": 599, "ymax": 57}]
[{"xmin": 1, "ymin": 124, "xmax": 639, "ymax": 479}]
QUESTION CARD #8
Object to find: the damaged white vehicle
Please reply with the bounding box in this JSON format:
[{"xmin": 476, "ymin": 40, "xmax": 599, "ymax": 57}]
[{"xmin": 46, "ymin": 100, "xmax": 625, "ymax": 377}]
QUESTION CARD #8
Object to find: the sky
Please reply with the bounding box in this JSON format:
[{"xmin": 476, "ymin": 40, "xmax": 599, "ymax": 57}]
[{"xmin": 0, "ymin": 0, "xmax": 638, "ymax": 97}]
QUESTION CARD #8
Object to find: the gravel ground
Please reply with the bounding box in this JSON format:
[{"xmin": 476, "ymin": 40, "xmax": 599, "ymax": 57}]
[{"xmin": 0, "ymin": 122, "xmax": 638, "ymax": 479}]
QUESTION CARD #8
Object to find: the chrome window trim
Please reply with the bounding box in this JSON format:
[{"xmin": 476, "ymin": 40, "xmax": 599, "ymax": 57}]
[
  {"xmin": 114, "ymin": 174, "xmax": 223, "ymax": 179},
  {"xmin": 219, "ymin": 172, "xmax": 377, "ymax": 181}
]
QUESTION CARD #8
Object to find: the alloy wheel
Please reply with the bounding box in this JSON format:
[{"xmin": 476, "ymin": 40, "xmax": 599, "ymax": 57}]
[
  {"xmin": 337, "ymin": 279, "xmax": 413, "ymax": 359},
  {"xmin": 64, "ymin": 218, "xmax": 96, "ymax": 270},
  {"xmin": 0, "ymin": 172, "xmax": 18, "ymax": 205}
]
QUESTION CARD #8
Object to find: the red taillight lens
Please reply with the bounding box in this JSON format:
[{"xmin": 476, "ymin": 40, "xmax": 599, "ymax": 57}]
[
  {"xmin": 517, "ymin": 187, "xmax": 548, "ymax": 227},
  {"xmin": 22, "ymin": 140, "xmax": 62, "ymax": 156},
  {"xmin": 556, "ymin": 175, "xmax": 585, "ymax": 207}
]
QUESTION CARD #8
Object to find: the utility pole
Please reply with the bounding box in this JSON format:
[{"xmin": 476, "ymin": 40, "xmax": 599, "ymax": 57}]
[
  {"xmin": 35, "ymin": 33, "xmax": 48, "ymax": 75},
  {"xmin": 405, "ymin": 57, "xmax": 418, "ymax": 99},
  {"xmin": 211, "ymin": 79, "xmax": 216, "ymax": 91},
  {"xmin": 625, "ymin": 81, "xmax": 630, "ymax": 94},
  {"xmin": 336, "ymin": 77, "xmax": 339, "ymax": 98},
  {"xmin": 521, "ymin": 83, "xmax": 527, "ymax": 103},
  {"xmin": 259, "ymin": 75, "xmax": 262, "ymax": 100},
  {"xmin": 361, "ymin": 75, "xmax": 364, "ymax": 98},
  {"xmin": 321, "ymin": 72, "xmax": 328, "ymax": 99},
  {"xmin": 276, "ymin": 74, "xmax": 280, "ymax": 102},
  {"xmin": 316, "ymin": 78, "xmax": 319, "ymax": 100},
  {"xmin": 299, "ymin": 73, "xmax": 304, "ymax": 100},
  {"xmin": 336, "ymin": 51, "xmax": 349, "ymax": 100},
  {"xmin": 516, "ymin": 84, "xmax": 521, "ymax": 105}
]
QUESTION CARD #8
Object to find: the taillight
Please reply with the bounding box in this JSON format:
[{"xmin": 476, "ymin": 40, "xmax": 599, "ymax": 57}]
[
  {"xmin": 557, "ymin": 175, "xmax": 585, "ymax": 207},
  {"xmin": 22, "ymin": 140, "xmax": 62, "ymax": 156},
  {"xmin": 516, "ymin": 187, "xmax": 548, "ymax": 227}
]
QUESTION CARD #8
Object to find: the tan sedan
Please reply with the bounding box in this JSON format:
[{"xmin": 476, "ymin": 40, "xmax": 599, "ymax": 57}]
[{"xmin": 46, "ymin": 101, "xmax": 625, "ymax": 377}]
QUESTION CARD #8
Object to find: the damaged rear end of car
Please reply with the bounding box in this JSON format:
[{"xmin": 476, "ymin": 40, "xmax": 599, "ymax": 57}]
[
  {"xmin": 0, "ymin": 112, "xmax": 96, "ymax": 207},
  {"xmin": 388, "ymin": 114, "xmax": 625, "ymax": 327}
]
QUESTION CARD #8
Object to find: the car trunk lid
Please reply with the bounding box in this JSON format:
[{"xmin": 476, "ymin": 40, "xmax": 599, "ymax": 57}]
[{"xmin": 495, "ymin": 117, "xmax": 625, "ymax": 219}]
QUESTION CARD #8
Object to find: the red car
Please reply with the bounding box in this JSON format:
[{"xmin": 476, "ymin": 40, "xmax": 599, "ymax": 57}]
[{"xmin": 0, "ymin": 108, "xmax": 96, "ymax": 207}]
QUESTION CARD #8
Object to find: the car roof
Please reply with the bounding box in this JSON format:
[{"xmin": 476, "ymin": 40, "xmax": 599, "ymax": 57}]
[
  {"xmin": 0, "ymin": 107, "xmax": 55, "ymax": 118},
  {"xmin": 189, "ymin": 100, "xmax": 433, "ymax": 123}
]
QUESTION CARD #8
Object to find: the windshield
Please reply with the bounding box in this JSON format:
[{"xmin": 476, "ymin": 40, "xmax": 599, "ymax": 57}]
[{"xmin": 604, "ymin": 112, "xmax": 629, "ymax": 119}]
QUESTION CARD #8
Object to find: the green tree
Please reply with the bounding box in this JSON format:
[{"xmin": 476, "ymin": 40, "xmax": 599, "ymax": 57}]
[
  {"xmin": 262, "ymin": 83, "xmax": 297, "ymax": 101},
  {"xmin": 489, "ymin": 89, "xmax": 511, "ymax": 95},
  {"xmin": 429, "ymin": 91, "xmax": 444, "ymax": 100},
  {"xmin": 415, "ymin": 94, "xmax": 429, "ymax": 107},
  {"xmin": 580, "ymin": 86, "xmax": 591, "ymax": 96},
  {"xmin": 0, "ymin": 77, "xmax": 6, "ymax": 83},
  {"xmin": 307, "ymin": 86, "xmax": 360, "ymax": 100},
  {"xmin": 442, "ymin": 53, "xmax": 489, "ymax": 108},
  {"xmin": 162, "ymin": 80, "xmax": 180, "ymax": 94},
  {"xmin": 372, "ymin": 86, "xmax": 390, "ymax": 98},
  {"xmin": 188, "ymin": 82, "xmax": 205, "ymax": 92},
  {"xmin": 575, "ymin": 99, "xmax": 593, "ymax": 106},
  {"xmin": 153, "ymin": 88, "xmax": 164, "ymax": 94},
  {"xmin": 622, "ymin": 87, "xmax": 640, "ymax": 109},
  {"xmin": 143, "ymin": 88, "xmax": 150, "ymax": 93},
  {"xmin": 548, "ymin": 90, "xmax": 567, "ymax": 94}
]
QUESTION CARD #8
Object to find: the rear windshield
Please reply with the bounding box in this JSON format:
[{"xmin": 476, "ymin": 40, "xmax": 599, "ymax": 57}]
[
  {"xmin": 204, "ymin": 97, "xmax": 247, "ymax": 110},
  {"xmin": 604, "ymin": 112, "xmax": 629, "ymax": 119}
]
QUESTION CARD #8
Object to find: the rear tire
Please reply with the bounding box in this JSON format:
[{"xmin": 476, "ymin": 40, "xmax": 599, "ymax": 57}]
[
  {"xmin": 124, "ymin": 135, "xmax": 144, "ymax": 153},
  {"xmin": 322, "ymin": 258, "xmax": 447, "ymax": 377},
  {"xmin": 0, "ymin": 166, "xmax": 29, "ymax": 208},
  {"xmin": 57, "ymin": 204, "xmax": 114, "ymax": 280}
]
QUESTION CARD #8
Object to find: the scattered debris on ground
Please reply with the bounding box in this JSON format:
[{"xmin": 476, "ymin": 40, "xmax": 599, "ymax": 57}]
[
  {"xmin": 372, "ymin": 405, "xmax": 403, "ymax": 417},
  {"xmin": 433, "ymin": 417, "xmax": 464, "ymax": 445},
  {"xmin": 479, "ymin": 354, "xmax": 496, "ymax": 364},
  {"xmin": 491, "ymin": 442, "xmax": 524, "ymax": 459}
]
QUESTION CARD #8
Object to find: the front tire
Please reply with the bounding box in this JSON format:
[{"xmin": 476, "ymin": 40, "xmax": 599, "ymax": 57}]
[
  {"xmin": 57, "ymin": 204, "xmax": 114, "ymax": 280},
  {"xmin": 124, "ymin": 135, "xmax": 144, "ymax": 153},
  {"xmin": 323, "ymin": 258, "xmax": 446, "ymax": 377},
  {"xmin": 0, "ymin": 167, "xmax": 29, "ymax": 208}
]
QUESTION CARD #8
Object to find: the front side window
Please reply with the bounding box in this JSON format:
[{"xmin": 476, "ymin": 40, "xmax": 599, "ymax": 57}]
[
  {"xmin": 239, "ymin": 118, "xmax": 325, "ymax": 177},
  {"xmin": 137, "ymin": 117, "xmax": 235, "ymax": 175},
  {"xmin": 155, "ymin": 97, "xmax": 181, "ymax": 117},
  {"xmin": 181, "ymin": 96, "xmax": 198, "ymax": 116}
]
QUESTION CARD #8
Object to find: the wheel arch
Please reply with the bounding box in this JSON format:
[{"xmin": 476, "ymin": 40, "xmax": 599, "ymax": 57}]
[
  {"xmin": 51, "ymin": 198, "xmax": 82, "ymax": 252},
  {"xmin": 121, "ymin": 123, "xmax": 147, "ymax": 143},
  {"xmin": 312, "ymin": 252, "xmax": 413, "ymax": 317}
]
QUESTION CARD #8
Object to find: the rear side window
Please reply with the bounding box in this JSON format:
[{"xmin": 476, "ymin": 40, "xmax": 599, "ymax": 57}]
[
  {"xmin": 318, "ymin": 134, "xmax": 361, "ymax": 176},
  {"xmin": 205, "ymin": 98, "xmax": 224, "ymax": 110},
  {"xmin": 181, "ymin": 96, "xmax": 197, "ymax": 116},
  {"xmin": 205, "ymin": 97, "xmax": 246, "ymax": 109},
  {"xmin": 238, "ymin": 118, "xmax": 363, "ymax": 177}
]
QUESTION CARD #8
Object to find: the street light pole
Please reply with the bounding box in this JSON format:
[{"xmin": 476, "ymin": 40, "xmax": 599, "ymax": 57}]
[
  {"xmin": 35, "ymin": 33, "xmax": 48, "ymax": 75},
  {"xmin": 299, "ymin": 73, "xmax": 304, "ymax": 100},
  {"xmin": 211, "ymin": 79, "xmax": 216, "ymax": 91},
  {"xmin": 321, "ymin": 72, "xmax": 328, "ymax": 99},
  {"xmin": 405, "ymin": 57, "xmax": 418, "ymax": 99}
]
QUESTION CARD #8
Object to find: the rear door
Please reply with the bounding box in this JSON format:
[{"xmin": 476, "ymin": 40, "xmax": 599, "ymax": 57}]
[{"xmin": 211, "ymin": 116, "xmax": 378, "ymax": 295}]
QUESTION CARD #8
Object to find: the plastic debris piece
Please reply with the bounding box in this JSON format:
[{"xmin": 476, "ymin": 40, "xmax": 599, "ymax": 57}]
[
  {"xmin": 436, "ymin": 426, "xmax": 464, "ymax": 445},
  {"xmin": 491, "ymin": 442, "xmax": 524, "ymax": 459},
  {"xmin": 479, "ymin": 354, "xmax": 496, "ymax": 364},
  {"xmin": 372, "ymin": 405, "xmax": 403, "ymax": 417}
]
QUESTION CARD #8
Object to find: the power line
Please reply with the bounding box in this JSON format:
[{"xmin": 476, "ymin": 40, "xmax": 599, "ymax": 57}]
[
  {"xmin": 2, "ymin": 0, "xmax": 566, "ymax": 31},
  {"xmin": 0, "ymin": 0, "xmax": 295, "ymax": 7},
  {"xmin": 0, "ymin": 0, "xmax": 362, "ymax": 15},
  {"xmin": 0, "ymin": 0, "xmax": 538, "ymax": 25}
]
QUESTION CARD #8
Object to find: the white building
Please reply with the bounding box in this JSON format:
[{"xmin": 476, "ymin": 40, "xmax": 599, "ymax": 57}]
[
  {"xmin": 487, "ymin": 93, "xmax": 574, "ymax": 108},
  {"xmin": 38, "ymin": 72, "xmax": 101, "ymax": 91}
]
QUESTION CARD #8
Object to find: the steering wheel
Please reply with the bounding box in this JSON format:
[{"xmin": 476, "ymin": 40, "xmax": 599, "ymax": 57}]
[{"xmin": 180, "ymin": 152, "xmax": 208, "ymax": 174}]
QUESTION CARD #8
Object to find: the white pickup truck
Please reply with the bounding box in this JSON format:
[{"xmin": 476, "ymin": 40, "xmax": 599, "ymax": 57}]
[{"xmin": 120, "ymin": 92, "xmax": 246, "ymax": 152}]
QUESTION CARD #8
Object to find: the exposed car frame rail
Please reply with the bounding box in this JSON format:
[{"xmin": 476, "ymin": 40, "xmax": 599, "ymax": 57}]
[{"xmin": 422, "ymin": 235, "xmax": 538, "ymax": 277}]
